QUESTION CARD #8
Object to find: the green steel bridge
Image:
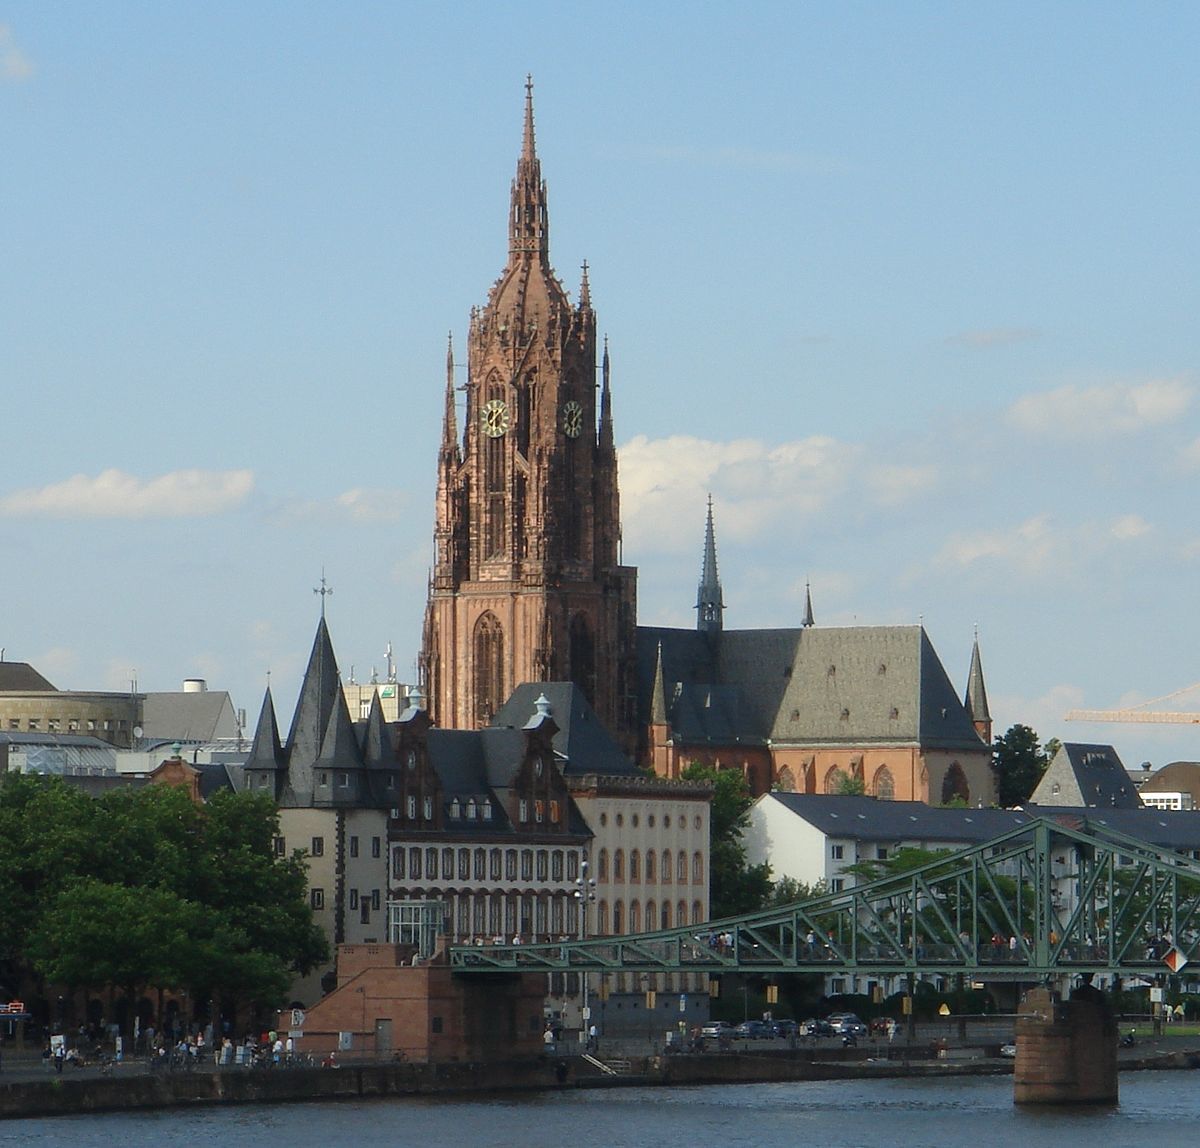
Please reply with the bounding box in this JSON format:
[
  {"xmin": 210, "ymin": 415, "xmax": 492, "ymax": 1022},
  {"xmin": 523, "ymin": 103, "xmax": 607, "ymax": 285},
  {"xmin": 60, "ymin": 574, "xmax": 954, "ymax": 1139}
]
[{"xmin": 448, "ymin": 817, "xmax": 1200, "ymax": 982}]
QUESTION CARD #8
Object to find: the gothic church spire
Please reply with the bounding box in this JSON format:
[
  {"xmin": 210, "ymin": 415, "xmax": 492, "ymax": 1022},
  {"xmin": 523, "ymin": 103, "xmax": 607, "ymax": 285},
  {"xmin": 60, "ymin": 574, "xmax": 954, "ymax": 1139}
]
[{"xmin": 696, "ymin": 494, "xmax": 724, "ymax": 636}]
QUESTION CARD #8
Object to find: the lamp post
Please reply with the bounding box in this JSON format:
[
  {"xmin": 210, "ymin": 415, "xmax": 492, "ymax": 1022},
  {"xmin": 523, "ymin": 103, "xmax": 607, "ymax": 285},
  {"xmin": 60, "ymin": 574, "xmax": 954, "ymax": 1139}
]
[{"xmin": 574, "ymin": 856, "xmax": 596, "ymax": 1049}]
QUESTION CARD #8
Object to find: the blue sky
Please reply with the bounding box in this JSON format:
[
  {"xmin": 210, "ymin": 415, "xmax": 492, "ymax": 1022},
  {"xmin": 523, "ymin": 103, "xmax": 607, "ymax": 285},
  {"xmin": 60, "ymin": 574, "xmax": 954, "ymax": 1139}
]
[{"xmin": 3, "ymin": 3, "xmax": 1199, "ymax": 772}]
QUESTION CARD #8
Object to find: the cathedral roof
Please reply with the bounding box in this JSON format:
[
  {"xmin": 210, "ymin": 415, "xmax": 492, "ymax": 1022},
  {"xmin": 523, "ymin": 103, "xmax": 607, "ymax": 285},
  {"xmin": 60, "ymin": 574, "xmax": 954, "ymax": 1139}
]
[{"xmin": 637, "ymin": 623, "xmax": 986, "ymax": 752}]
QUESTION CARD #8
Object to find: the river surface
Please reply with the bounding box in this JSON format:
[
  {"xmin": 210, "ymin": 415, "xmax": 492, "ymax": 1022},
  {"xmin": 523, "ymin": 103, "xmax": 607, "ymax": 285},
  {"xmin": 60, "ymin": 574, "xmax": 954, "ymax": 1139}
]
[{"xmin": 2, "ymin": 1072, "xmax": 1197, "ymax": 1148}]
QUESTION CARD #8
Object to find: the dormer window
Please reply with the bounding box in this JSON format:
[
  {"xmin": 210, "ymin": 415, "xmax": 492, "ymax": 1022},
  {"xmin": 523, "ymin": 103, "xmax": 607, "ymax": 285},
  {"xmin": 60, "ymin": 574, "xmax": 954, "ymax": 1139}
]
[
  {"xmin": 318, "ymin": 772, "xmax": 329, "ymax": 788},
  {"xmin": 481, "ymin": 801, "xmax": 493, "ymax": 821},
  {"xmin": 466, "ymin": 798, "xmax": 477, "ymax": 819},
  {"xmin": 422, "ymin": 796, "xmax": 433, "ymax": 820},
  {"xmin": 519, "ymin": 799, "xmax": 529, "ymax": 823},
  {"xmin": 450, "ymin": 798, "xmax": 461, "ymax": 819},
  {"xmin": 406, "ymin": 795, "xmax": 416, "ymax": 819}
]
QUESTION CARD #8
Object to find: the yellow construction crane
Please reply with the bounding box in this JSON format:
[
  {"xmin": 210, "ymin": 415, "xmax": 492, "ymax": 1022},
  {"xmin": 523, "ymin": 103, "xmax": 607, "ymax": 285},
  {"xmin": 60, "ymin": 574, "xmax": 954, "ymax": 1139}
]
[{"xmin": 1064, "ymin": 681, "xmax": 1200, "ymax": 724}]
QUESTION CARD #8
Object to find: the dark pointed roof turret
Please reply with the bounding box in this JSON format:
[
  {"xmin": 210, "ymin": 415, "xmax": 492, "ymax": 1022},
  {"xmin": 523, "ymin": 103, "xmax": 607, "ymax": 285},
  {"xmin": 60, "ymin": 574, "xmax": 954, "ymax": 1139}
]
[{"xmin": 696, "ymin": 495, "xmax": 724, "ymax": 636}]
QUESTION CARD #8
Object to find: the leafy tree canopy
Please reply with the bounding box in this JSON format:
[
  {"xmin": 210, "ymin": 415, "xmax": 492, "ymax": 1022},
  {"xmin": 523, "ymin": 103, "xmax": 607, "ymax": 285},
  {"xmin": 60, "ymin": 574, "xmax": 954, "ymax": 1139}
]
[
  {"xmin": 0, "ymin": 773, "xmax": 328, "ymax": 1025},
  {"xmin": 992, "ymin": 723, "xmax": 1050, "ymax": 806},
  {"xmin": 681, "ymin": 762, "xmax": 773, "ymax": 919}
]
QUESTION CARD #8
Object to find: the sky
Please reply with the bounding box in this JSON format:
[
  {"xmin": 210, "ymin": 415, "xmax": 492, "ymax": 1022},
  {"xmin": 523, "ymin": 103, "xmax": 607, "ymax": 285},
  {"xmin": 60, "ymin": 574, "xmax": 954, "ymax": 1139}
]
[{"xmin": 3, "ymin": 3, "xmax": 1199, "ymax": 773}]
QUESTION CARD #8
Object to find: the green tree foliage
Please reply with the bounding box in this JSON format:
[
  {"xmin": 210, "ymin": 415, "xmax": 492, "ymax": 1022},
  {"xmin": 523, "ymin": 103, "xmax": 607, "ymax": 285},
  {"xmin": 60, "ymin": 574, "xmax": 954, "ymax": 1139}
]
[
  {"xmin": 832, "ymin": 773, "xmax": 866, "ymax": 796},
  {"xmin": 992, "ymin": 723, "xmax": 1049, "ymax": 807},
  {"xmin": 768, "ymin": 875, "xmax": 827, "ymax": 906},
  {"xmin": 0, "ymin": 774, "xmax": 327, "ymax": 1027},
  {"xmin": 681, "ymin": 762, "xmax": 773, "ymax": 919}
]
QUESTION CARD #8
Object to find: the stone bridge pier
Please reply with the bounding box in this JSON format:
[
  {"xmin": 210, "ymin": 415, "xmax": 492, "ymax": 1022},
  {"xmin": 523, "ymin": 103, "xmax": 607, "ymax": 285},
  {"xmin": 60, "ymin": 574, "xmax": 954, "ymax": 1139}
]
[{"xmin": 1013, "ymin": 985, "xmax": 1118, "ymax": 1105}]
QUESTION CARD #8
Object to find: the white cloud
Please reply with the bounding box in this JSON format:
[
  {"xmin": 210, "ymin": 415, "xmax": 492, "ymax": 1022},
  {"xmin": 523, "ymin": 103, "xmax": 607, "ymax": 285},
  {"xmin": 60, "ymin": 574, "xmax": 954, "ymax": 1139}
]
[
  {"xmin": 0, "ymin": 25, "xmax": 33, "ymax": 82},
  {"xmin": 1007, "ymin": 378, "xmax": 1192, "ymax": 439},
  {"xmin": 273, "ymin": 487, "xmax": 409, "ymax": 525},
  {"xmin": 620, "ymin": 433, "xmax": 926, "ymax": 554},
  {"xmin": 946, "ymin": 327, "xmax": 1041, "ymax": 349},
  {"xmin": 934, "ymin": 512, "xmax": 1154, "ymax": 579},
  {"xmin": 0, "ymin": 468, "xmax": 254, "ymax": 518}
]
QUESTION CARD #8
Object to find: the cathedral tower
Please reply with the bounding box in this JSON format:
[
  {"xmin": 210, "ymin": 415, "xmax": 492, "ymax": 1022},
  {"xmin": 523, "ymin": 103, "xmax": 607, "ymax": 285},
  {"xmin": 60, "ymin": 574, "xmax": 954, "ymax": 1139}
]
[{"xmin": 421, "ymin": 80, "xmax": 638, "ymax": 743}]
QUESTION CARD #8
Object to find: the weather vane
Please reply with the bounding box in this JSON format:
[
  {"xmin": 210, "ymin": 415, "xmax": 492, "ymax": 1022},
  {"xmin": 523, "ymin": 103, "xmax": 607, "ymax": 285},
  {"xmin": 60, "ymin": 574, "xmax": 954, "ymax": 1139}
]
[{"xmin": 314, "ymin": 570, "xmax": 333, "ymax": 618}]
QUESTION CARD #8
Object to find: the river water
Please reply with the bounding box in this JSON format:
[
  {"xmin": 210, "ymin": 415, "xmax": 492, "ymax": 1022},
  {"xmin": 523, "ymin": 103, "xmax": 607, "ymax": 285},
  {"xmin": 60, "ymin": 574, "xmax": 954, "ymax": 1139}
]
[{"xmin": 2, "ymin": 1073, "xmax": 1197, "ymax": 1148}]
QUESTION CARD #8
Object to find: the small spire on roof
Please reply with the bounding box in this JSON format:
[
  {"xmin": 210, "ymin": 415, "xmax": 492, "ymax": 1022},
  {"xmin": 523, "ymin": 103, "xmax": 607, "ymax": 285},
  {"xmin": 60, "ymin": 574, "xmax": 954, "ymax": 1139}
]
[
  {"xmin": 801, "ymin": 580, "xmax": 815, "ymax": 628},
  {"xmin": 579, "ymin": 259, "xmax": 591, "ymax": 311}
]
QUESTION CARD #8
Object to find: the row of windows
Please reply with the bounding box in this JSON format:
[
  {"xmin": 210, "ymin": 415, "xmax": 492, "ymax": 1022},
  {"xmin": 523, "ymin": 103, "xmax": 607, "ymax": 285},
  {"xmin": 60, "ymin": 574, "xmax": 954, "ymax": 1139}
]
[
  {"xmin": 448, "ymin": 797, "xmax": 493, "ymax": 821},
  {"xmin": 394, "ymin": 845, "xmax": 580, "ymax": 884},
  {"xmin": 393, "ymin": 890, "xmax": 707, "ymax": 942},
  {"xmin": 598, "ymin": 811, "xmax": 703, "ymax": 830},
  {"xmin": 517, "ymin": 798, "xmax": 560, "ymax": 825},
  {"xmin": 595, "ymin": 848, "xmax": 702, "ymax": 885},
  {"xmin": 310, "ymin": 887, "xmax": 382, "ymax": 915},
  {"xmin": 278, "ymin": 836, "xmax": 383, "ymax": 860},
  {"xmin": 6, "ymin": 716, "xmax": 127, "ymax": 732},
  {"xmin": 348, "ymin": 836, "xmax": 382, "ymax": 859}
]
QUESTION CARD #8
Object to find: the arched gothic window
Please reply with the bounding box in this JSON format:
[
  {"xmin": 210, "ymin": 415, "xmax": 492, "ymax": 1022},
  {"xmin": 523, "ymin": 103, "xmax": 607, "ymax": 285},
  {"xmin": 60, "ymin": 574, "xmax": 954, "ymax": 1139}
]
[
  {"xmin": 472, "ymin": 612, "xmax": 504, "ymax": 724},
  {"xmin": 873, "ymin": 765, "xmax": 896, "ymax": 801}
]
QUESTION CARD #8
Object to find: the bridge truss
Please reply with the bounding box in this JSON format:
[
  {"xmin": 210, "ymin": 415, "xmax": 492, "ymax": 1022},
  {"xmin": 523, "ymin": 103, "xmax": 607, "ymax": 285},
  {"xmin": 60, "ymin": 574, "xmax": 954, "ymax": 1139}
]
[{"xmin": 449, "ymin": 818, "xmax": 1200, "ymax": 980}]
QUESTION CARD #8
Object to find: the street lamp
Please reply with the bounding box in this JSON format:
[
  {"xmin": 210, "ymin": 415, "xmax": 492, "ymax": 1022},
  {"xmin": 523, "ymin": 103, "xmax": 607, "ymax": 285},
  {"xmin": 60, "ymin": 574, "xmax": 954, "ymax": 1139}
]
[{"xmin": 574, "ymin": 856, "xmax": 597, "ymax": 1048}]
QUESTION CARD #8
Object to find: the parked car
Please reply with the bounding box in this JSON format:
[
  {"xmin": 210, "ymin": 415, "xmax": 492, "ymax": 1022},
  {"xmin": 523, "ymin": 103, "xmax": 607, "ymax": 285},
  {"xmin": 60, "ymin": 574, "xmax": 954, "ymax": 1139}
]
[
  {"xmin": 771, "ymin": 1019, "xmax": 799, "ymax": 1038},
  {"xmin": 700, "ymin": 1020, "xmax": 735, "ymax": 1039},
  {"xmin": 801, "ymin": 1018, "xmax": 833, "ymax": 1037},
  {"xmin": 999, "ymin": 1042, "xmax": 1017, "ymax": 1058},
  {"xmin": 827, "ymin": 1013, "xmax": 868, "ymax": 1037},
  {"xmin": 734, "ymin": 1020, "xmax": 773, "ymax": 1040}
]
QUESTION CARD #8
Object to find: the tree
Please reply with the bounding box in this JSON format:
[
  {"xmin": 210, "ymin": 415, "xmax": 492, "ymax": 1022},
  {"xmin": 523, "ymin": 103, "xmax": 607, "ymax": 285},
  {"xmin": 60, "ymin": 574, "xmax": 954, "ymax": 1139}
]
[
  {"xmin": 681, "ymin": 762, "xmax": 773, "ymax": 919},
  {"xmin": 992, "ymin": 723, "xmax": 1049, "ymax": 806},
  {"xmin": 832, "ymin": 773, "xmax": 865, "ymax": 796},
  {"xmin": 768, "ymin": 876, "xmax": 826, "ymax": 906}
]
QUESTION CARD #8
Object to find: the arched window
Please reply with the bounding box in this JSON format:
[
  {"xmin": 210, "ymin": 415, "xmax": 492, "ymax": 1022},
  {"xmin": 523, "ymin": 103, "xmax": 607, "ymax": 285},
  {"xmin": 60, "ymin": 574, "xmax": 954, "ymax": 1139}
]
[
  {"xmin": 630, "ymin": 900, "xmax": 642, "ymax": 932},
  {"xmin": 692, "ymin": 900, "xmax": 704, "ymax": 924},
  {"xmin": 597, "ymin": 901, "xmax": 609, "ymax": 935},
  {"xmin": 677, "ymin": 900, "xmax": 686, "ymax": 927},
  {"xmin": 613, "ymin": 849, "xmax": 625, "ymax": 882},
  {"xmin": 677, "ymin": 850, "xmax": 687, "ymax": 883},
  {"xmin": 645, "ymin": 851, "xmax": 657, "ymax": 881},
  {"xmin": 776, "ymin": 765, "xmax": 796, "ymax": 792},
  {"xmin": 645, "ymin": 899, "xmax": 656, "ymax": 930},
  {"xmin": 472, "ymin": 612, "xmax": 504, "ymax": 724},
  {"xmin": 597, "ymin": 848, "xmax": 609, "ymax": 882},
  {"xmin": 613, "ymin": 900, "xmax": 625, "ymax": 934},
  {"xmin": 873, "ymin": 765, "xmax": 896, "ymax": 801},
  {"xmin": 942, "ymin": 762, "xmax": 970, "ymax": 805},
  {"xmin": 824, "ymin": 767, "xmax": 848, "ymax": 794},
  {"xmin": 630, "ymin": 849, "xmax": 640, "ymax": 882},
  {"xmin": 660, "ymin": 902, "xmax": 672, "ymax": 929},
  {"xmin": 661, "ymin": 850, "xmax": 672, "ymax": 883},
  {"xmin": 692, "ymin": 852, "xmax": 704, "ymax": 884}
]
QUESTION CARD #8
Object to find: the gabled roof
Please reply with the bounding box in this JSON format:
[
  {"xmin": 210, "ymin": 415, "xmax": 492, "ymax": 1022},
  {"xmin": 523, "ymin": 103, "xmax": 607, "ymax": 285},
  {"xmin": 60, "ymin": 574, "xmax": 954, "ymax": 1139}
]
[
  {"xmin": 637, "ymin": 623, "xmax": 985, "ymax": 752},
  {"xmin": 492, "ymin": 681, "xmax": 639, "ymax": 777},
  {"xmin": 1030, "ymin": 743, "xmax": 1142, "ymax": 809},
  {"xmin": 142, "ymin": 691, "xmax": 239, "ymax": 743},
  {"xmin": 0, "ymin": 661, "xmax": 57, "ymax": 692}
]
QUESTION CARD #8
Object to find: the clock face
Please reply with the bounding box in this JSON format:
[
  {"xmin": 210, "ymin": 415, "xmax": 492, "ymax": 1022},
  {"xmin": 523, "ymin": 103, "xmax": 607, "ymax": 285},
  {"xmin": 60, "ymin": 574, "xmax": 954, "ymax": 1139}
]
[
  {"xmin": 481, "ymin": 398, "xmax": 511, "ymax": 438},
  {"xmin": 562, "ymin": 400, "xmax": 584, "ymax": 439}
]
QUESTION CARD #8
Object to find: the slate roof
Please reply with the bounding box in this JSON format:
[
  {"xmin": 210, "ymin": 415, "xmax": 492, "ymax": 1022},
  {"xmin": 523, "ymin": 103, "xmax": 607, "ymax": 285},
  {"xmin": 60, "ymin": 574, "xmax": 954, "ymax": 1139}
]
[
  {"xmin": 762, "ymin": 793, "xmax": 1200, "ymax": 852},
  {"xmin": 637, "ymin": 623, "xmax": 985, "ymax": 752},
  {"xmin": 763, "ymin": 793, "xmax": 1030, "ymax": 843},
  {"xmin": 492, "ymin": 681, "xmax": 639, "ymax": 777},
  {"xmin": 1030, "ymin": 743, "xmax": 1142, "ymax": 809},
  {"xmin": 0, "ymin": 662, "xmax": 57, "ymax": 692},
  {"xmin": 142, "ymin": 691, "xmax": 239, "ymax": 744}
]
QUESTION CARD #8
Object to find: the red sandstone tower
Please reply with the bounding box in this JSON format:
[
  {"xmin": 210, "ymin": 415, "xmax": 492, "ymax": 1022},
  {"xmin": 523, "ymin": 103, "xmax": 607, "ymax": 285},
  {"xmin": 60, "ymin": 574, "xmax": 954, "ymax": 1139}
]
[{"xmin": 421, "ymin": 79, "xmax": 637, "ymax": 743}]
